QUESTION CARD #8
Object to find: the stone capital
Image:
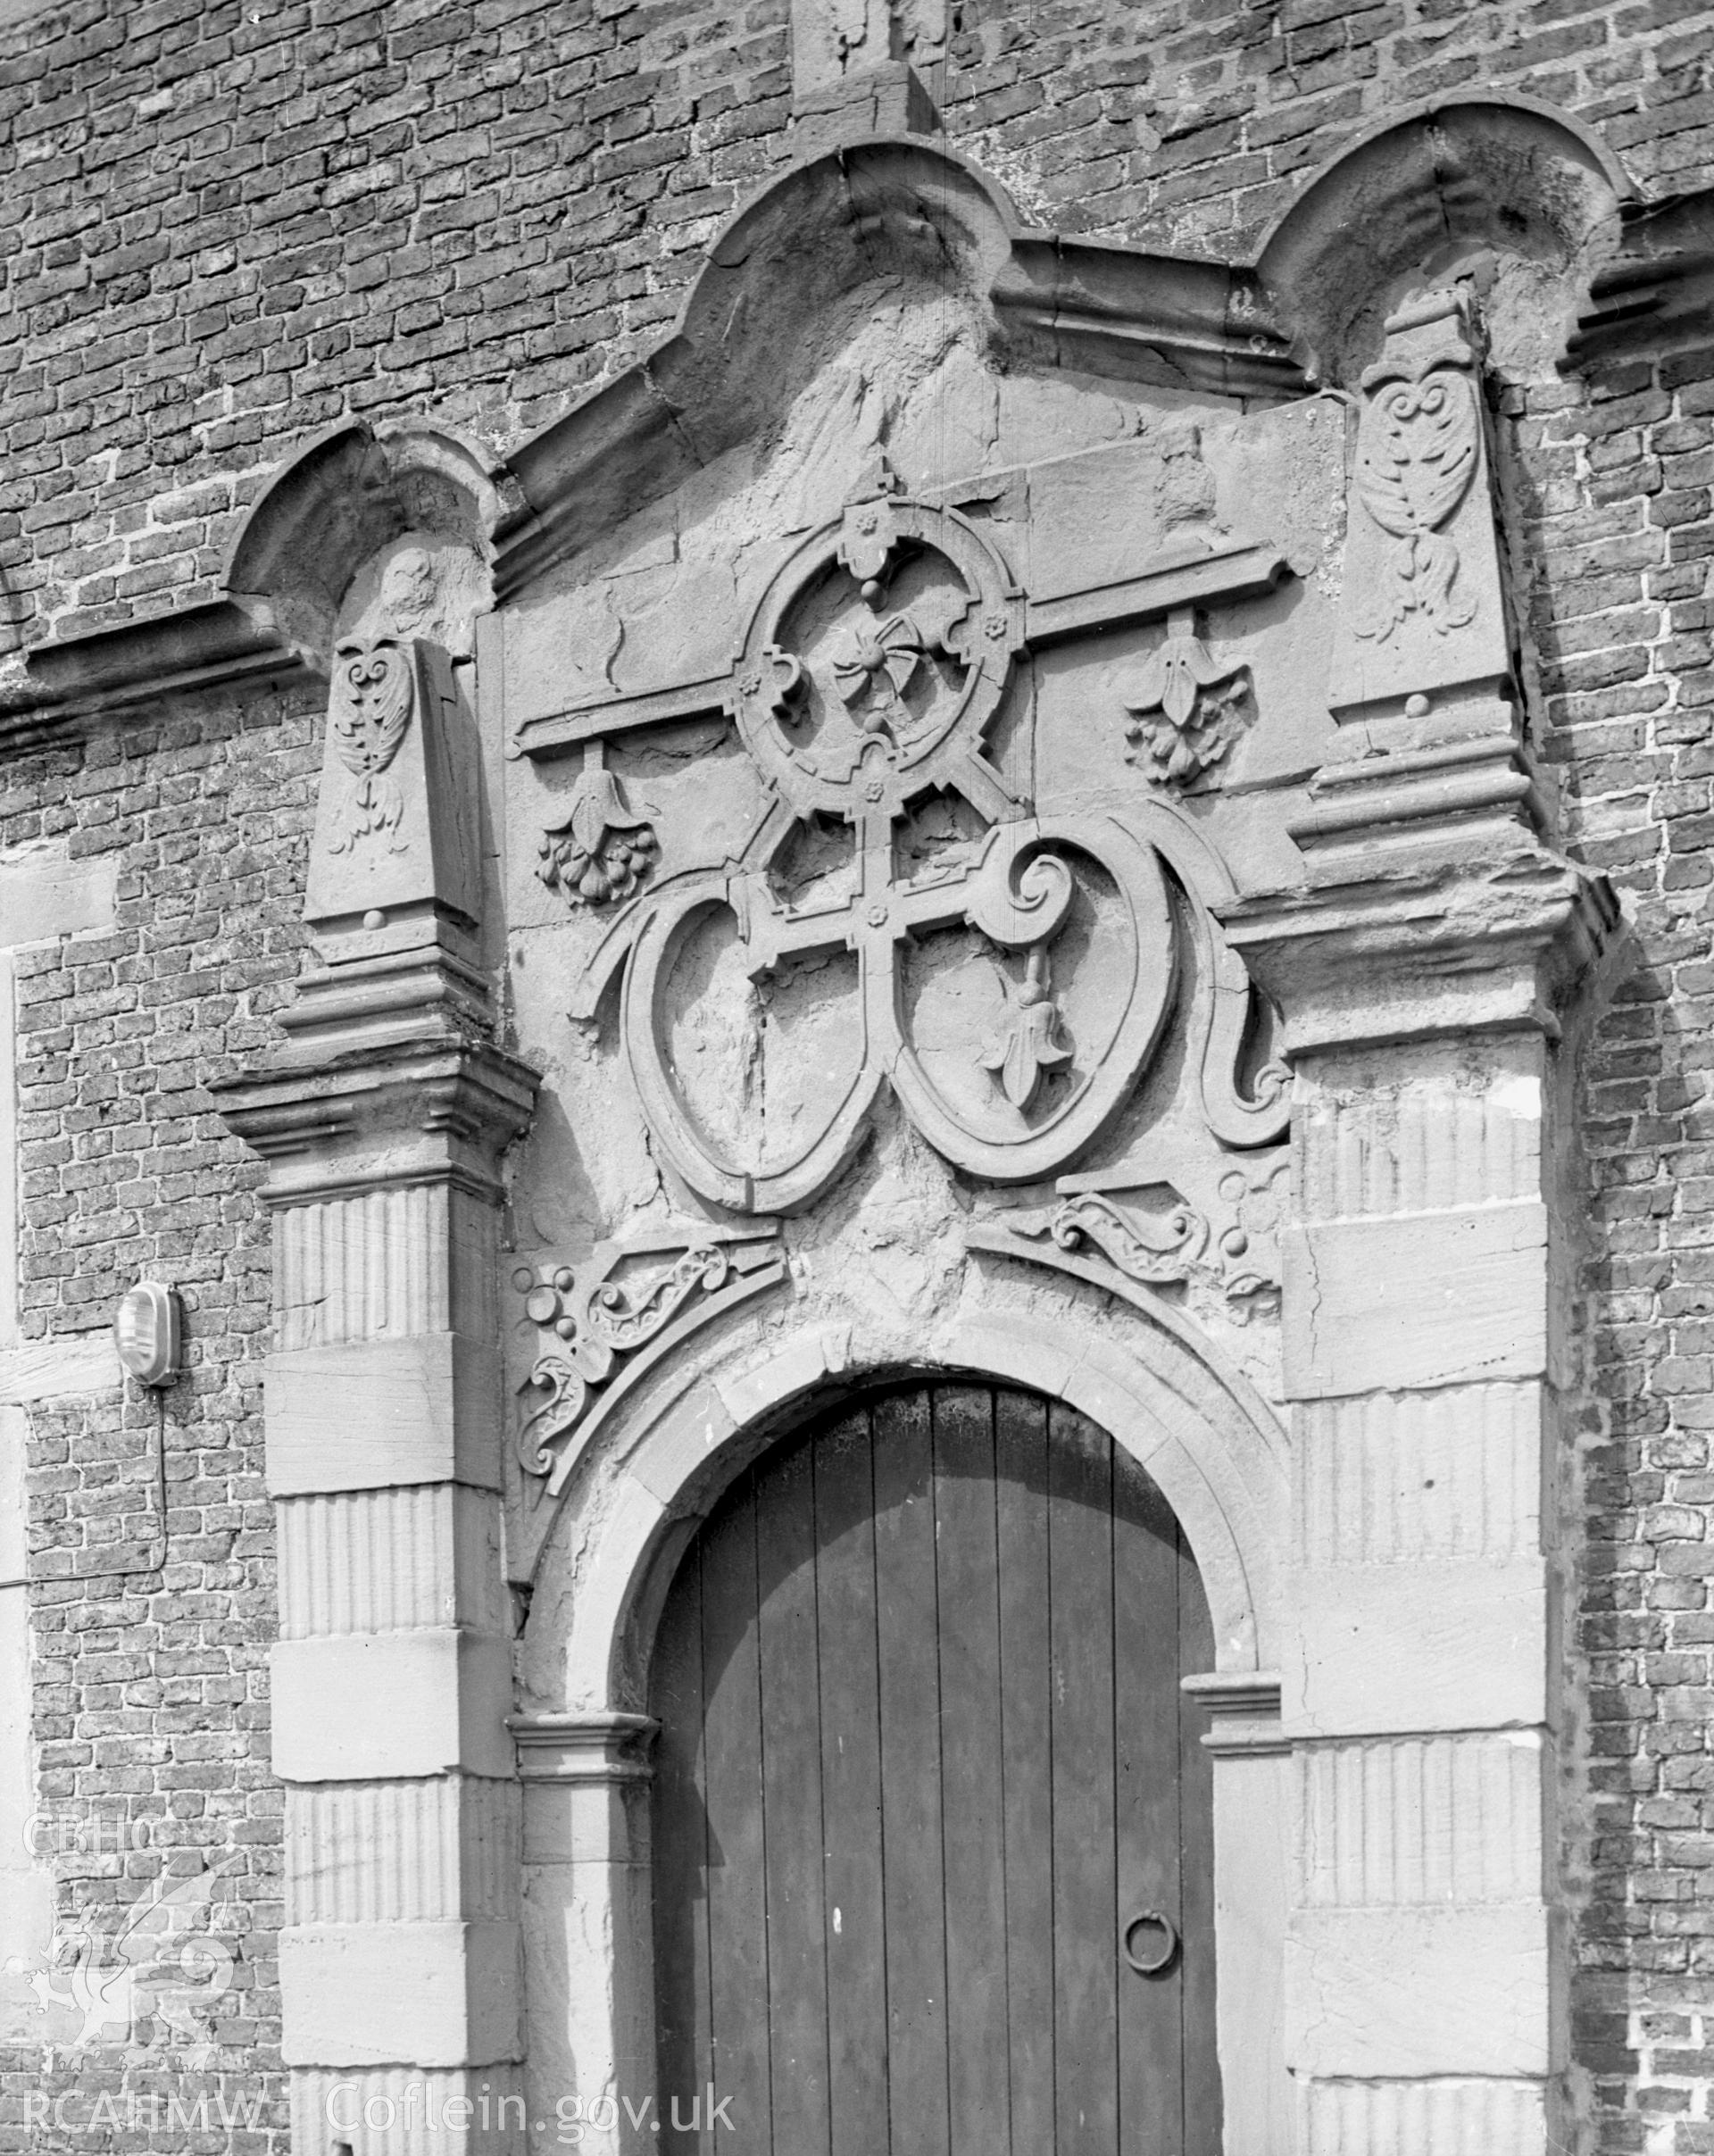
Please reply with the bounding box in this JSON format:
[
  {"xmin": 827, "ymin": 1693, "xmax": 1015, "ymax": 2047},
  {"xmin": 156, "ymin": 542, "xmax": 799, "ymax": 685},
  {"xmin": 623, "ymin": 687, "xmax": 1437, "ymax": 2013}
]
[
  {"xmin": 211, "ymin": 1029, "xmax": 539, "ymax": 1204},
  {"xmin": 508, "ymin": 1712, "xmax": 659, "ymax": 1786},
  {"xmin": 1219, "ymin": 845, "xmax": 1620, "ymax": 1056}
]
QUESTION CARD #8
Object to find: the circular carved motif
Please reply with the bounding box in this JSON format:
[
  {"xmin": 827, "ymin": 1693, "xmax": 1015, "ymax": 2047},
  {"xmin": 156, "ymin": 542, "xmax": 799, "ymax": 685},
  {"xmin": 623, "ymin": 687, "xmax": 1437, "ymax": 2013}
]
[{"xmin": 727, "ymin": 497, "xmax": 1024, "ymax": 820}]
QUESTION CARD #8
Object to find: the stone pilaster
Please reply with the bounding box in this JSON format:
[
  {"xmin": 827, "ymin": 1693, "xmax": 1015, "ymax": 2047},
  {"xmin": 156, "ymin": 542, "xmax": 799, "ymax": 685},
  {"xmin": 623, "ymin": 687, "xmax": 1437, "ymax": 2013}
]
[
  {"xmin": 1214, "ymin": 283, "xmax": 1618, "ymax": 2151},
  {"xmin": 219, "ymin": 1039, "xmax": 537, "ymax": 2155},
  {"xmin": 1226, "ymin": 852, "xmax": 1614, "ymax": 2154},
  {"xmin": 215, "ymin": 627, "xmax": 539, "ymax": 2155},
  {"xmin": 511, "ymin": 1714, "xmax": 658, "ymax": 2156}
]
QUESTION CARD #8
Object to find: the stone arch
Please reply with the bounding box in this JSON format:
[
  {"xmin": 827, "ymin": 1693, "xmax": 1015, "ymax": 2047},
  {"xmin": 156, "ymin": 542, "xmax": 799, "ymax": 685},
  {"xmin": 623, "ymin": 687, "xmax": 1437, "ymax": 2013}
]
[
  {"xmin": 220, "ymin": 418, "xmax": 508, "ymax": 668},
  {"xmin": 1257, "ymin": 93, "xmax": 1634, "ymax": 384},
  {"xmin": 522, "ymin": 1278, "xmax": 1286, "ymax": 1720}
]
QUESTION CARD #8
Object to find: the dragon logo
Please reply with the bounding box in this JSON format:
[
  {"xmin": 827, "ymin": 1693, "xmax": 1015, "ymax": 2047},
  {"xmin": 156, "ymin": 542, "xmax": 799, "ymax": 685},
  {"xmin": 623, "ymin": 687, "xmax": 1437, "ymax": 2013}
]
[{"xmin": 5, "ymin": 1851, "xmax": 243, "ymax": 2060}]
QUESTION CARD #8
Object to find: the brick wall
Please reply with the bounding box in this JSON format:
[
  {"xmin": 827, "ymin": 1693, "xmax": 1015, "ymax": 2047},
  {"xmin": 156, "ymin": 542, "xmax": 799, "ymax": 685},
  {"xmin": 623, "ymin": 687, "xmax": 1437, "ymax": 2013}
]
[
  {"xmin": 0, "ymin": 692, "xmax": 318, "ymax": 2152},
  {"xmin": 2, "ymin": 0, "xmax": 1711, "ymax": 2148},
  {"xmin": 1520, "ymin": 336, "xmax": 1714, "ymax": 2149}
]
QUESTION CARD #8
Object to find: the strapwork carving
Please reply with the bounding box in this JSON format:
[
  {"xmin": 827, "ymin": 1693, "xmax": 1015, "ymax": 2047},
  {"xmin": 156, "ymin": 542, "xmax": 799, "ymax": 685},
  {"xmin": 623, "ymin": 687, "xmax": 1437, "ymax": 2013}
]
[
  {"xmin": 514, "ymin": 1225, "xmax": 785, "ymax": 1494},
  {"xmin": 329, "ymin": 638, "xmax": 413, "ymax": 852},
  {"xmin": 1352, "ymin": 354, "xmax": 1479, "ymax": 645},
  {"xmin": 545, "ymin": 494, "xmax": 1291, "ymax": 1214}
]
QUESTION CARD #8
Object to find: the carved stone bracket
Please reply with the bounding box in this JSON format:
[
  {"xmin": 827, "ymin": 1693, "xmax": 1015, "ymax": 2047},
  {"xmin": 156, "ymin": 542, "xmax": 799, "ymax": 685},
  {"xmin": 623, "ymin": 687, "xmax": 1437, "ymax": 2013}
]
[{"xmin": 513, "ymin": 1223, "xmax": 787, "ymax": 1496}]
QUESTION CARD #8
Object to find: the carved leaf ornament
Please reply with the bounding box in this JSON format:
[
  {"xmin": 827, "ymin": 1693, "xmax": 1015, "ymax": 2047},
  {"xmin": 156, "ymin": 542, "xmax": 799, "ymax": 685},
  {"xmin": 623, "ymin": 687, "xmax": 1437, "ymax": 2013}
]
[
  {"xmin": 329, "ymin": 638, "xmax": 413, "ymax": 851},
  {"xmin": 1352, "ymin": 358, "xmax": 1479, "ymax": 644},
  {"xmin": 1124, "ymin": 605, "xmax": 1253, "ymax": 786},
  {"xmin": 553, "ymin": 494, "xmax": 1288, "ymax": 1215},
  {"xmin": 539, "ymin": 741, "xmax": 658, "ymax": 908}
]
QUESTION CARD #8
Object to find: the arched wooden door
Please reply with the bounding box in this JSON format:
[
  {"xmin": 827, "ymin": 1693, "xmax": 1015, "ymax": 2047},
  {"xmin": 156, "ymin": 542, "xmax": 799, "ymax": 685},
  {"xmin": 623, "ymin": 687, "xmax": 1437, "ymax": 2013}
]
[{"xmin": 650, "ymin": 1382, "xmax": 1219, "ymax": 2156}]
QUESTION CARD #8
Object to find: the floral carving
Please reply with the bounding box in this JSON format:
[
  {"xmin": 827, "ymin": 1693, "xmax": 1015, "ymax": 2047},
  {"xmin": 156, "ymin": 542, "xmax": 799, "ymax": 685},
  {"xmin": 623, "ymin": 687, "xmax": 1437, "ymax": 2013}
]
[
  {"xmin": 514, "ymin": 1228, "xmax": 784, "ymax": 1485},
  {"xmin": 1352, "ymin": 360, "xmax": 1479, "ymax": 644},
  {"xmin": 978, "ymin": 945, "xmax": 1072, "ymax": 1111},
  {"xmin": 538, "ymin": 742, "xmax": 658, "ymax": 910},
  {"xmin": 833, "ymin": 611, "xmax": 926, "ymax": 734},
  {"xmin": 1123, "ymin": 606, "xmax": 1252, "ymax": 786},
  {"xmin": 329, "ymin": 638, "xmax": 413, "ymax": 853}
]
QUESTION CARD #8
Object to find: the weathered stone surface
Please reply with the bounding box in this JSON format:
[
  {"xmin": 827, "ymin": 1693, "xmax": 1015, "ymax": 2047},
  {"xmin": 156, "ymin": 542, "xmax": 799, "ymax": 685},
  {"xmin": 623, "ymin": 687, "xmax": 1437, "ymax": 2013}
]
[{"xmin": 0, "ymin": 23, "xmax": 1704, "ymax": 2150}]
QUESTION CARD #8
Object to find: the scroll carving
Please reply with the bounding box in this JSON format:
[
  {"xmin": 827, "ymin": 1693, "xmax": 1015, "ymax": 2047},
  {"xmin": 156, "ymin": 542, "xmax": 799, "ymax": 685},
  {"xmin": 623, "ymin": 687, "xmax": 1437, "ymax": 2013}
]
[
  {"xmin": 514, "ymin": 1225, "xmax": 784, "ymax": 1491},
  {"xmin": 1007, "ymin": 1156, "xmax": 1290, "ymax": 1313}
]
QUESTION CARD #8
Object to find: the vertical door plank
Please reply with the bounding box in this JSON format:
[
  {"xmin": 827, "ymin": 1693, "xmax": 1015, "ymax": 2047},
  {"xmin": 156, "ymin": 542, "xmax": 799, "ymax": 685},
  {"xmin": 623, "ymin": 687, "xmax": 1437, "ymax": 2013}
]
[
  {"xmin": 652, "ymin": 1538, "xmax": 712, "ymax": 2153},
  {"xmin": 698, "ymin": 1474, "xmax": 773, "ymax": 2156},
  {"xmin": 1176, "ymin": 1527, "xmax": 1222, "ymax": 2156},
  {"xmin": 1049, "ymin": 1401, "xmax": 1119, "ymax": 2156},
  {"xmin": 1113, "ymin": 1457, "xmax": 1188, "ymax": 2156},
  {"xmin": 812, "ymin": 1410, "xmax": 891, "ymax": 2156},
  {"xmin": 933, "ymin": 1386, "xmax": 1010, "ymax": 2156},
  {"xmin": 873, "ymin": 1388, "xmax": 950, "ymax": 2156},
  {"xmin": 756, "ymin": 1437, "xmax": 833, "ymax": 2156},
  {"xmin": 995, "ymin": 1387, "xmax": 1053, "ymax": 2156}
]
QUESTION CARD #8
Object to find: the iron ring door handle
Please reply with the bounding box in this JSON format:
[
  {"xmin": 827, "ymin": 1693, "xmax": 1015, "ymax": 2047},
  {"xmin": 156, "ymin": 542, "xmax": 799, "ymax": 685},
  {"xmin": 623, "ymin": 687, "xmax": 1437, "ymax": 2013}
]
[{"xmin": 1122, "ymin": 1909, "xmax": 1181, "ymax": 1977}]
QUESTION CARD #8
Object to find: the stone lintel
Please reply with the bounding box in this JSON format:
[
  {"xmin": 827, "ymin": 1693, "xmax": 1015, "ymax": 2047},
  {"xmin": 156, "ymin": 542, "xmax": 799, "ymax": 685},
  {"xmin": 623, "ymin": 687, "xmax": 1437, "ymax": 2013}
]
[
  {"xmin": 279, "ymin": 1919, "xmax": 522, "ymax": 2068},
  {"xmin": 1220, "ymin": 848, "xmax": 1618, "ymax": 1057},
  {"xmin": 272, "ymin": 1631, "xmax": 515, "ymax": 1780}
]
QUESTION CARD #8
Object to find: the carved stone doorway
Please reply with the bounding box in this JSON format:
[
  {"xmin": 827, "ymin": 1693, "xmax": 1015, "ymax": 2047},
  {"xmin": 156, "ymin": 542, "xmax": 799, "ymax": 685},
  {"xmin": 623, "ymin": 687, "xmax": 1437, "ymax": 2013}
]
[{"xmin": 648, "ymin": 1380, "xmax": 1220, "ymax": 2156}]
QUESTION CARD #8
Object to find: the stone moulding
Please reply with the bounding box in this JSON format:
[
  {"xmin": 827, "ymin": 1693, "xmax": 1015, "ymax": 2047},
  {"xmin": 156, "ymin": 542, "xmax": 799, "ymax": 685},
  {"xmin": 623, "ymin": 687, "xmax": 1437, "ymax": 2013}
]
[
  {"xmin": 12, "ymin": 100, "xmax": 1714, "ymax": 761},
  {"xmin": 961, "ymin": 1221, "xmax": 1288, "ymax": 1480},
  {"xmin": 514, "ymin": 1225, "xmax": 788, "ymax": 1500},
  {"xmin": 490, "ymin": 144, "xmax": 1305, "ymax": 602}
]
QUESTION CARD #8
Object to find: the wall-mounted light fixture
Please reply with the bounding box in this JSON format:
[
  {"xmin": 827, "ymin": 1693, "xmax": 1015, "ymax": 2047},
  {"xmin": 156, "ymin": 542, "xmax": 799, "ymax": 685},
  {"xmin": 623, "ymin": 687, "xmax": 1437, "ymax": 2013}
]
[{"xmin": 113, "ymin": 1281, "xmax": 183, "ymax": 1388}]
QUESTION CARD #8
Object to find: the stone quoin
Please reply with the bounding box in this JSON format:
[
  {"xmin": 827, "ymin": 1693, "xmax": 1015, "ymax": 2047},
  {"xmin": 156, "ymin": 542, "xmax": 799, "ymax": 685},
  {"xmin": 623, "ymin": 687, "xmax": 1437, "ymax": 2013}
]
[{"xmin": 1, "ymin": 5, "xmax": 1712, "ymax": 2153}]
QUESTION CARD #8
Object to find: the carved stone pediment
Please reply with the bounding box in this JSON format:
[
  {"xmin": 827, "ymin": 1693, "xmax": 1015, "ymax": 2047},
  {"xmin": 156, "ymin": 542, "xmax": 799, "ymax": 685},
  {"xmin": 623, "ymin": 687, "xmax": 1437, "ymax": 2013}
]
[{"xmin": 503, "ymin": 418, "xmax": 1318, "ymax": 1216}]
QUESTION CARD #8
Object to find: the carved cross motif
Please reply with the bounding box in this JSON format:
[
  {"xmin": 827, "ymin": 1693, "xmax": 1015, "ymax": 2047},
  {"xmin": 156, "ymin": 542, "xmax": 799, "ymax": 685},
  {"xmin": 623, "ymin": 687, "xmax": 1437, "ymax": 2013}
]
[{"xmin": 514, "ymin": 491, "xmax": 1292, "ymax": 1213}]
